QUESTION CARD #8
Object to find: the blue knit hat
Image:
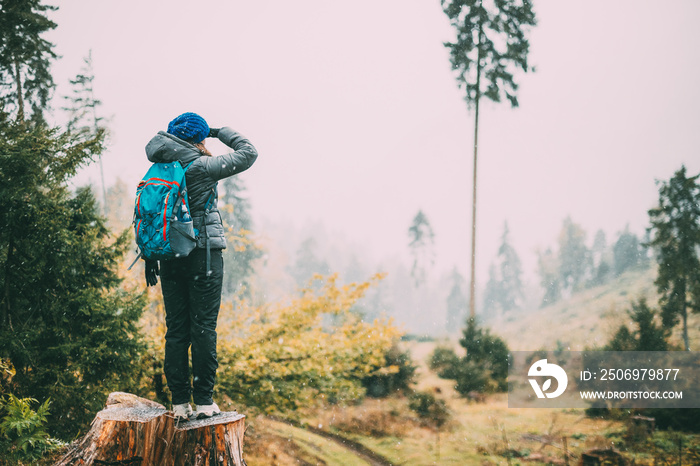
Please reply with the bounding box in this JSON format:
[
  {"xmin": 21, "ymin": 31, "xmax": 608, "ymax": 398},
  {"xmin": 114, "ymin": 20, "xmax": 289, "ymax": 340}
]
[{"xmin": 167, "ymin": 112, "xmax": 209, "ymax": 143}]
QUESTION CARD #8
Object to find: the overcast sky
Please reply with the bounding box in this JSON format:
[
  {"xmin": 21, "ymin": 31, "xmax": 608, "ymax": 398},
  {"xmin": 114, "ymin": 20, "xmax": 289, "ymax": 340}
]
[{"xmin": 47, "ymin": 0, "xmax": 700, "ymax": 285}]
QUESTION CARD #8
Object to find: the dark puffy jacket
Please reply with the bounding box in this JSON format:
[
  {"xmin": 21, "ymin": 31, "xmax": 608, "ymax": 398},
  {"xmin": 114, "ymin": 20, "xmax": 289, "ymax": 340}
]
[{"xmin": 145, "ymin": 127, "xmax": 258, "ymax": 249}]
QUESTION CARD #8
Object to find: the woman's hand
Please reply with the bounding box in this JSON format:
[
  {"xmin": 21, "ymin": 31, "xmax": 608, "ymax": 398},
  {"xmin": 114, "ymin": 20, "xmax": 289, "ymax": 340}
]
[{"xmin": 145, "ymin": 259, "xmax": 159, "ymax": 287}]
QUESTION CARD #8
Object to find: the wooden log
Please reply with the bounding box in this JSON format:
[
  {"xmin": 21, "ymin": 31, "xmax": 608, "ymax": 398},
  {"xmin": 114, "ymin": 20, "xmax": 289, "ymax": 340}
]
[{"xmin": 55, "ymin": 392, "xmax": 246, "ymax": 466}]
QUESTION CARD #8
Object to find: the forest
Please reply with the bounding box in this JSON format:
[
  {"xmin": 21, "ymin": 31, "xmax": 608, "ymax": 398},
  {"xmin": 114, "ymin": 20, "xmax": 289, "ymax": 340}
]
[{"xmin": 1, "ymin": 1, "xmax": 700, "ymax": 465}]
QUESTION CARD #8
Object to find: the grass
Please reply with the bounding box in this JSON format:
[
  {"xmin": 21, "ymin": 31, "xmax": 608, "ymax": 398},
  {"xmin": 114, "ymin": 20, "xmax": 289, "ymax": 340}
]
[{"xmin": 303, "ymin": 344, "xmax": 630, "ymax": 465}]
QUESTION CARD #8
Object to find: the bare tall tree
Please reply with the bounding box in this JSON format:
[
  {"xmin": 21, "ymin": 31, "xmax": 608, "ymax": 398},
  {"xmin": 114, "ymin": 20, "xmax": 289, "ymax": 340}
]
[
  {"xmin": 63, "ymin": 50, "xmax": 108, "ymax": 215},
  {"xmin": 441, "ymin": 0, "xmax": 536, "ymax": 317}
]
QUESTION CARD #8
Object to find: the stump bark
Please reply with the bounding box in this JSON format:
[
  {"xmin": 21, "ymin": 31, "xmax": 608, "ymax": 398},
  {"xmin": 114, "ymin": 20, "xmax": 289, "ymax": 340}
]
[{"xmin": 55, "ymin": 392, "xmax": 245, "ymax": 466}]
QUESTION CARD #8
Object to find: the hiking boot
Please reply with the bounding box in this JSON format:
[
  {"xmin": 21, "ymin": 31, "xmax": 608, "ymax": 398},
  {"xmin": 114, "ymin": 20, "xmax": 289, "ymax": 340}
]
[
  {"xmin": 172, "ymin": 403, "xmax": 193, "ymax": 422},
  {"xmin": 194, "ymin": 402, "xmax": 221, "ymax": 419}
]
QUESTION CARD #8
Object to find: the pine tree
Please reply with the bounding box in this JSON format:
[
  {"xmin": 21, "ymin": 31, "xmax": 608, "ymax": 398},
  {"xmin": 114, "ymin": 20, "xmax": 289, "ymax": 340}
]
[
  {"xmin": 613, "ymin": 226, "xmax": 641, "ymax": 276},
  {"xmin": 647, "ymin": 166, "xmax": 700, "ymax": 351},
  {"xmin": 592, "ymin": 229, "xmax": 607, "ymax": 257},
  {"xmin": 62, "ymin": 50, "xmax": 108, "ymax": 215},
  {"xmin": 483, "ymin": 224, "xmax": 523, "ymax": 314},
  {"xmin": 605, "ymin": 299, "xmax": 668, "ymax": 351},
  {"xmin": 0, "ymin": 1, "xmax": 147, "ymax": 439},
  {"xmin": 407, "ymin": 210, "xmax": 435, "ymax": 287},
  {"xmin": 218, "ymin": 177, "xmax": 263, "ymax": 298},
  {"xmin": 430, "ymin": 318, "xmax": 509, "ymax": 394},
  {"xmin": 558, "ymin": 217, "xmax": 591, "ymax": 292},
  {"xmin": 62, "ymin": 51, "xmax": 105, "ymax": 134},
  {"xmin": 441, "ymin": 0, "xmax": 536, "ymax": 317},
  {"xmin": 0, "ymin": 0, "xmax": 58, "ymax": 122},
  {"xmin": 445, "ymin": 267, "xmax": 468, "ymax": 332},
  {"xmin": 590, "ymin": 229, "xmax": 611, "ymax": 287},
  {"xmin": 458, "ymin": 317, "xmax": 509, "ymax": 392},
  {"xmin": 537, "ymin": 247, "xmax": 560, "ymax": 307},
  {"xmin": 0, "ymin": 122, "xmax": 147, "ymax": 438},
  {"xmin": 343, "ymin": 255, "xmax": 387, "ymax": 322},
  {"xmin": 482, "ymin": 264, "xmax": 501, "ymax": 315},
  {"xmin": 496, "ymin": 222, "xmax": 523, "ymax": 311},
  {"xmin": 591, "ymin": 260, "xmax": 611, "ymax": 288}
]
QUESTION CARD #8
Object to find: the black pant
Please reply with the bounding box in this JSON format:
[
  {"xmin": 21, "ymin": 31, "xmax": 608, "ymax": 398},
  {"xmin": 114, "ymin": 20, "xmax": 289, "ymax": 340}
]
[{"xmin": 160, "ymin": 248, "xmax": 223, "ymax": 406}]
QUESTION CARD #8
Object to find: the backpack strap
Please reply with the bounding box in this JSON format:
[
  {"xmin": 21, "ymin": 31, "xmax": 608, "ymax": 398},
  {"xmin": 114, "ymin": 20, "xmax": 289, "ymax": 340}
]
[
  {"xmin": 182, "ymin": 161, "xmax": 217, "ymax": 275},
  {"xmin": 127, "ymin": 251, "xmax": 143, "ymax": 271},
  {"xmin": 171, "ymin": 223, "xmax": 197, "ymax": 242},
  {"xmin": 203, "ymin": 187, "xmax": 216, "ymax": 276}
]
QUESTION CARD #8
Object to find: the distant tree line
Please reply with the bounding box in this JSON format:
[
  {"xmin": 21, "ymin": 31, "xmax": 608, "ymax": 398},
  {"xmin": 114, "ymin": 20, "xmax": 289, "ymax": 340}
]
[
  {"xmin": 478, "ymin": 216, "xmax": 651, "ymax": 317},
  {"xmin": 287, "ymin": 197, "xmax": 652, "ymax": 335},
  {"xmin": 536, "ymin": 218, "xmax": 650, "ymax": 307}
]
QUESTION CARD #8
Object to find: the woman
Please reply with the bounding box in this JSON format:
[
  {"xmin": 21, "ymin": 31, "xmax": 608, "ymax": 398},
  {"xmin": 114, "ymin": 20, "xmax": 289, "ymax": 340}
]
[{"xmin": 143, "ymin": 112, "xmax": 258, "ymax": 421}]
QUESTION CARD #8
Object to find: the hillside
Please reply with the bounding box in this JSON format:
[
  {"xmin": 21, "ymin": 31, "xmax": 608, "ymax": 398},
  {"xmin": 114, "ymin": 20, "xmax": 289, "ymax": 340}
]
[{"xmin": 484, "ymin": 267, "xmax": 700, "ymax": 351}]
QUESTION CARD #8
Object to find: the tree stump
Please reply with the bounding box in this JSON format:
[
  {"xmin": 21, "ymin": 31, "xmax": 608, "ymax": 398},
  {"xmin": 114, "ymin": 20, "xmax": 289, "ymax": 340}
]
[{"xmin": 55, "ymin": 392, "xmax": 245, "ymax": 466}]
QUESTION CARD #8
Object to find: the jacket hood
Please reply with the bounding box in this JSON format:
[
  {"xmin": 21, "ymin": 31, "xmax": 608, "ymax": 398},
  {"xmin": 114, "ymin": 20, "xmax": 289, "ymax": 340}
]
[{"xmin": 145, "ymin": 131, "xmax": 201, "ymax": 164}]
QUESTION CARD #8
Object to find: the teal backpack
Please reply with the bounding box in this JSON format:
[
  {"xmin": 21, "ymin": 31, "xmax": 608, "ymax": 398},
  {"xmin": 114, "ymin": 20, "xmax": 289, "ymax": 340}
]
[{"xmin": 130, "ymin": 161, "xmax": 197, "ymax": 265}]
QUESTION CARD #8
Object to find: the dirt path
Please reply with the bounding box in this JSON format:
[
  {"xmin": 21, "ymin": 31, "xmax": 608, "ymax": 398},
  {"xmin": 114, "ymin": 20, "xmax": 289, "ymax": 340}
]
[{"xmin": 267, "ymin": 417, "xmax": 394, "ymax": 466}]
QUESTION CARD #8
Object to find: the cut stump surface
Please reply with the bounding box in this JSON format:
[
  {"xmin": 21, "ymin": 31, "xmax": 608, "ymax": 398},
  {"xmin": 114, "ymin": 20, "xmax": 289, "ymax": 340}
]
[{"xmin": 55, "ymin": 392, "xmax": 245, "ymax": 466}]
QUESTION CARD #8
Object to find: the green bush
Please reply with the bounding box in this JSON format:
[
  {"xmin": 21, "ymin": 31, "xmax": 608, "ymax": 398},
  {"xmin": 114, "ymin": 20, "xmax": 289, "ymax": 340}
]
[
  {"xmin": 408, "ymin": 391, "xmax": 450, "ymax": 430},
  {"xmin": 459, "ymin": 318, "xmax": 509, "ymax": 392},
  {"xmin": 429, "ymin": 318, "xmax": 510, "ymax": 395},
  {"xmin": 428, "ymin": 346, "xmax": 461, "ymax": 379},
  {"xmin": 643, "ymin": 409, "xmax": 700, "ymax": 432},
  {"xmin": 363, "ymin": 345, "xmax": 417, "ymax": 398},
  {"xmin": 0, "ymin": 395, "xmax": 63, "ymax": 464},
  {"xmin": 454, "ymin": 360, "xmax": 496, "ymax": 393},
  {"xmin": 605, "ymin": 298, "xmax": 669, "ymax": 351},
  {"xmin": 216, "ymin": 275, "xmax": 402, "ymax": 413}
]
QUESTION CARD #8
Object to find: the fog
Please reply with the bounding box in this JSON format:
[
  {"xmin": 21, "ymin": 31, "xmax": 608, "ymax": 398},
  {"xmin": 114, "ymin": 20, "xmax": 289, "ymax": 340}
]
[{"xmin": 47, "ymin": 0, "xmax": 700, "ymax": 325}]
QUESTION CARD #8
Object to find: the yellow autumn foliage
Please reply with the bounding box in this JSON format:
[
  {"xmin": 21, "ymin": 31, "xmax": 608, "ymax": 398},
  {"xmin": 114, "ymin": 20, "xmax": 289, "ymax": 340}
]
[{"xmin": 217, "ymin": 273, "xmax": 401, "ymax": 413}]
